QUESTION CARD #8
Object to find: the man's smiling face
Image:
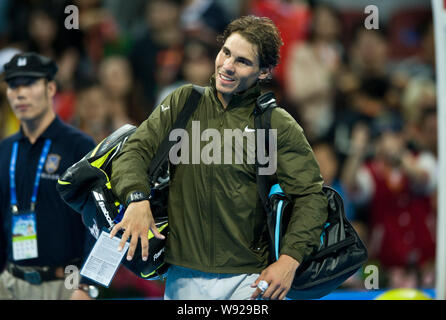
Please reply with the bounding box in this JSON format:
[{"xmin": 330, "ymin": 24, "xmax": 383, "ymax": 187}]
[{"xmin": 214, "ymin": 32, "xmax": 269, "ymax": 106}]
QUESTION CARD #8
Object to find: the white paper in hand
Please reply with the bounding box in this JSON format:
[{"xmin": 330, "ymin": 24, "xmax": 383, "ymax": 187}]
[{"xmin": 80, "ymin": 230, "xmax": 129, "ymax": 287}]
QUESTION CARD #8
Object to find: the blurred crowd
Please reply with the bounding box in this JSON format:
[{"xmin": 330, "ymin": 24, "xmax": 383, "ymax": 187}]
[{"xmin": 0, "ymin": 0, "xmax": 437, "ymax": 297}]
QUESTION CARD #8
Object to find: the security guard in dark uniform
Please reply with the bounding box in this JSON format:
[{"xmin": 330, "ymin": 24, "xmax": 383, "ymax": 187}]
[{"xmin": 0, "ymin": 52, "xmax": 98, "ymax": 299}]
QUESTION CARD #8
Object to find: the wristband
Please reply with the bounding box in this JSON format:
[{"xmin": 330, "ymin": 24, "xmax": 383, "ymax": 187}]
[{"xmin": 126, "ymin": 191, "xmax": 150, "ymax": 206}]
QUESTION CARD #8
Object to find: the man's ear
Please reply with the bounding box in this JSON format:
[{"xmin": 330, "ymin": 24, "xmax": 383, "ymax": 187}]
[
  {"xmin": 258, "ymin": 67, "xmax": 272, "ymax": 81},
  {"xmin": 46, "ymin": 80, "xmax": 57, "ymax": 98}
]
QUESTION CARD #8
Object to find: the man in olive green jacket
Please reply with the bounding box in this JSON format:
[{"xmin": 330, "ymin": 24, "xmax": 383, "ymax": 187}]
[{"xmin": 110, "ymin": 16, "xmax": 327, "ymax": 300}]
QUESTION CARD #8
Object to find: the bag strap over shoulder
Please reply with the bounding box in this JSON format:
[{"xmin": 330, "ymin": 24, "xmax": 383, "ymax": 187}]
[
  {"xmin": 148, "ymin": 85, "xmax": 204, "ymax": 184},
  {"xmin": 254, "ymin": 91, "xmax": 278, "ymax": 211}
]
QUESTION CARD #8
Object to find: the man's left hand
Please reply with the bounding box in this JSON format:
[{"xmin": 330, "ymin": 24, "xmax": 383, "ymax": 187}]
[{"xmin": 250, "ymin": 254, "xmax": 300, "ymax": 300}]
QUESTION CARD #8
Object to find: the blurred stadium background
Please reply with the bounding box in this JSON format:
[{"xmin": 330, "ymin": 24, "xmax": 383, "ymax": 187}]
[{"xmin": 0, "ymin": 0, "xmax": 441, "ymax": 300}]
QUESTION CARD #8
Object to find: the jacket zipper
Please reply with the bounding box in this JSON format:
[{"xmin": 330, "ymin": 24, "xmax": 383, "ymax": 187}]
[
  {"xmin": 209, "ymin": 158, "xmax": 215, "ymax": 267},
  {"xmin": 209, "ymin": 104, "xmax": 226, "ymax": 267}
]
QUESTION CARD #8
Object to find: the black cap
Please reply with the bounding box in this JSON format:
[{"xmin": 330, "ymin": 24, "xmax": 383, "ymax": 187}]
[{"xmin": 3, "ymin": 52, "xmax": 58, "ymax": 81}]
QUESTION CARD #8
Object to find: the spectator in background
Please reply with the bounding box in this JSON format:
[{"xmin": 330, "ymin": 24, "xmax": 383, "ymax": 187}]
[
  {"xmin": 348, "ymin": 27, "xmax": 390, "ymax": 80},
  {"xmin": 4, "ymin": 0, "xmax": 65, "ymax": 46},
  {"xmin": 416, "ymin": 107, "xmax": 438, "ymax": 158},
  {"xmin": 401, "ymin": 77, "xmax": 436, "ymax": 152},
  {"xmin": 20, "ymin": 5, "xmax": 91, "ymax": 124},
  {"xmin": 248, "ymin": 0, "xmax": 311, "ymax": 85},
  {"xmin": 155, "ymin": 39, "xmax": 216, "ymax": 105},
  {"xmin": 342, "ymin": 119, "xmax": 437, "ymax": 288},
  {"xmin": 102, "ymin": 0, "xmax": 148, "ymax": 38},
  {"xmin": 284, "ymin": 3, "xmax": 344, "ymax": 143},
  {"xmin": 51, "ymin": 47, "xmax": 83, "ymax": 124},
  {"xmin": 71, "ymin": 79, "xmax": 113, "ymax": 143},
  {"xmin": 128, "ymin": 0, "xmax": 183, "ymax": 113},
  {"xmin": 392, "ymin": 20, "xmax": 435, "ymax": 85},
  {"xmin": 26, "ymin": 7, "xmax": 60, "ymax": 61},
  {"xmin": 331, "ymin": 73, "xmax": 402, "ymax": 168},
  {"xmin": 73, "ymin": 0, "xmax": 121, "ymax": 67},
  {"xmin": 331, "ymin": 27, "xmax": 390, "ymax": 150},
  {"xmin": 180, "ymin": 0, "xmax": 230, "ymax": 45},
  {"xmin": 98, "ymin": 55, "xmax": 147, "ymax": 126}
]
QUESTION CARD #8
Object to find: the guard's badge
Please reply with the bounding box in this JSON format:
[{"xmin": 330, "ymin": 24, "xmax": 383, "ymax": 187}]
[{"xmin": 45, "ymin": 154, "xmax": 61, "ymax": 174}]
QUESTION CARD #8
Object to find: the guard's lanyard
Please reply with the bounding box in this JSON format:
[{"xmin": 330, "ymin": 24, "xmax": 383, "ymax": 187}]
[{"xmin": 9, "ymin": 139, "xmax": 52, "ymax": 213}]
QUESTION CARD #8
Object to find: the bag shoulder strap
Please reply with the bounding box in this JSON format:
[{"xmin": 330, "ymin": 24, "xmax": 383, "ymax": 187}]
[
  {"xmin": 254, "ymin": 91, "xmax": 278, "ymax": 211},
  {"xmin": 148, "ymin": 85, "xmax": 204, "ymax": 183}
]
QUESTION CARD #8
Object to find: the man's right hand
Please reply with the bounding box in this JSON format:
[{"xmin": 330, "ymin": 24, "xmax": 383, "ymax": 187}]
[{"xmin": 109, "ymin": 200, "xmax": 165, "ymax": 261}]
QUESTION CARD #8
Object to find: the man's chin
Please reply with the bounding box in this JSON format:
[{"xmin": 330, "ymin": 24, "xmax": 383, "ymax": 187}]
[
  {"xmin": 216, "ymin": 83, "xmax": 236, "ymax": 96},
  {"xmin": 14, "ymin": 111, "xmax": 40, "ymax": 122}
]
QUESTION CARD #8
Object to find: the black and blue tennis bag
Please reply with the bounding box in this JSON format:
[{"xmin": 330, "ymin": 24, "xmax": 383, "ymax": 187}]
[
  {"xmin": 254, "ymin": 93, "xmax": 368, "ymax": 300},
  {"xmin": 266, "ymin": 184, "xmax": 368, "ymax": 299}
]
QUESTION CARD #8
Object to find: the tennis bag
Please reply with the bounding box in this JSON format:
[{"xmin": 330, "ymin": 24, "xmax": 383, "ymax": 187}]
[
  {"xmin": 57, "ymin": 86, "xmax": 204, "ymax": 281},
  {"xmin": 56, "ymin": 124, "xmax": 169, "ymax": 280},
  {"xmin": 254, "ymin": 93, "xmax": 368, "ymax": 300}
]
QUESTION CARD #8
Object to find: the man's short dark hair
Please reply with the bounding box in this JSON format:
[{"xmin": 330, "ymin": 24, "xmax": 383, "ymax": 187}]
[{"xmin": 217, "ymin": 15, "xmax": 283, "ymax": 69}]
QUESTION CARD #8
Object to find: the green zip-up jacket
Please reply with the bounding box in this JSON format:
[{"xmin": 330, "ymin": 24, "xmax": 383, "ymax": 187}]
[{"xmin": 110, "ymin": 78, "xmax": 327, "ymax": 274}]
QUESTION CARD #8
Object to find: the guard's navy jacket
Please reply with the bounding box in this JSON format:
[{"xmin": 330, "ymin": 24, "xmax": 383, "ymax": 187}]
[{"xmin": 0, "ymin": 116, "xmax": 95, "ymax": 268}]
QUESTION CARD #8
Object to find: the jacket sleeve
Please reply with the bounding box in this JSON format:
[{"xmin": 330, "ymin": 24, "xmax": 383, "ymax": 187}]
[
  {"xmin": 110, "ymin": 84, "xmax": 194, "ymax": 204},
  {"xmin": 272, "ymin": 108, "xmax": 328, "ymax": 264}
]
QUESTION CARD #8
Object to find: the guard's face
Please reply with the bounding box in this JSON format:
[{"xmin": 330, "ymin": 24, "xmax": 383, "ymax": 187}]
[
  {"xmin": 6, "ymin": 78, "xmax": 55, "ymax": 122},
  {"xmin": 215, "ymin": 32, "xmax": 270, "ymax": 106}
]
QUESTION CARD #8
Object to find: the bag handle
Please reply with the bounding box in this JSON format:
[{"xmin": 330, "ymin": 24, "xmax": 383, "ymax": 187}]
[{"xmin": 309, "ymin": 236, "xmax": 356, "ymax": 261}]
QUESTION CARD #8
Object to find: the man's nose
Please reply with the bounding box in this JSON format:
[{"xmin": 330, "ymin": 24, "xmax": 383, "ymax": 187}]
[
  {"xmin": 15, "ymin": 86, "xmax": 28, "ymax": 99},
  {"xmin": 222, "ymin": 58, "xmax": 235, "ymax": 74}
]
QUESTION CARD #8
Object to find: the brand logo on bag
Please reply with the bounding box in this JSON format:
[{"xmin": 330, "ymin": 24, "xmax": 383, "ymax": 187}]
[
  {"xmin": 153, "ymin": 247, "xmax": 165, "ymax": 262},
  {"xmin": 92, "ymin": 191, "xmax": 114, "ymax": 227}
]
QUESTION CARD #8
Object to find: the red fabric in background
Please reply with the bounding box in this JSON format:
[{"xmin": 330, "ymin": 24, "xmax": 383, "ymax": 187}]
[
  {"xmin": 249, "ymin": 0, "xmax": 311, "ymax": 85},
  {"xmin": 365, "ymin": 161, "xmax": 436, "ymax": 268}
]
